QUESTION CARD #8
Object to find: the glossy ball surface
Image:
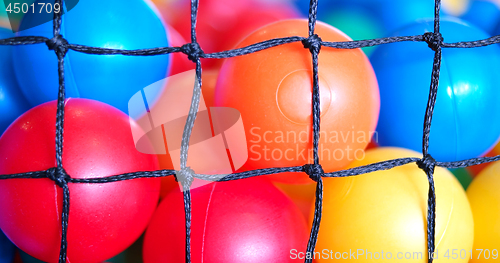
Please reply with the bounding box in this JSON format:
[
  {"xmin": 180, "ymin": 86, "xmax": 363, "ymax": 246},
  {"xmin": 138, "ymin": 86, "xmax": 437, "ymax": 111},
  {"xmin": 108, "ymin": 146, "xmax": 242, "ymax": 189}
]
[
  {"xmin": 0, "ymin": 230, "xmax": 14, "ymax": 263},
  {"xmin": 371, "ymin": 19, "xmax": 500, "ymax": 162},
  {"xmin": 467, "ymin": 160, "xmax": 500, "ymax": 262},
  {"xmin": 316, "ymin": 147, "xmax": 473, "ymax": 262},
  {"xmin": 215, "ymin": 19, "xmax": 380, "ymax": 184},
  {"xmin": 162, "ymin": 0, "xmax": 299, "ymax": 68},
  {"xmin": 459, "ymin": 0, "xmax": 500, "ymax": 34},
  {"xmin": 143, "ymin": 177, "xmax": 308, "ymax": 263},
  {"xmin": 0, "ymin": 27, "xmax": 30, "ymax": 135},
  {"xmin": 0, "ymin": 99, "xmax": 160, "ymax": 262},
  {"xmin": 14, "ymin": 0, "xmax": 170, "ymax": 116}
]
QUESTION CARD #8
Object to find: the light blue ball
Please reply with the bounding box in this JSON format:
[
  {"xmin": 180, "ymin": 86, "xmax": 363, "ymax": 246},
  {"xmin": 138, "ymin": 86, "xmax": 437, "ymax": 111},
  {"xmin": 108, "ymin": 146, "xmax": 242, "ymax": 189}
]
[
  {"xmin": 13, "ymin": 0, "xmax": 170, "ymax": 117},
  {"xmin": 0, "ymin": 27, "xmax": 30, "ymax": 136},
  {"xmin": 459, "ymin": 0, "xmax": 500, "ymax": 35},
  {"xmin": 371, "ymin": 19, "xmax": 500, "ymax": 162}
]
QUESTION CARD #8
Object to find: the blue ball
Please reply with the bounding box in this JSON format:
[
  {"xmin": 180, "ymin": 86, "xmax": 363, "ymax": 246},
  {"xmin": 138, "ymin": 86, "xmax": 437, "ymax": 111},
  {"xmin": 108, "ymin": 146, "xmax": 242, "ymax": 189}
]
[
  {"xmin": 294, "ymin": 0, "xmax": 438, "ymax": 37},
  {"xmin": 293, "ymin": 0, "xmax": 386, "ymax": 18},
  {"xmin": 14, "ymin": 0, "xmax": 170, "ymax": 116},
  {"xmin": 0, "ymin": 230, "xmax": 15, "ymax": 263},
  {"xmin": 459, "ymin": 0, "xmax": 500, "ymax": 35},
  {"xmin": 0, "ymin": 27, "xmax": 30, "ymax": 136},
  {"xmin": 378, "ymin": 0, "xmax": 436, "ymax": 33},
  {"xmin": 371, "ymin": 19, "xmax": 500, "ymax": 162}
]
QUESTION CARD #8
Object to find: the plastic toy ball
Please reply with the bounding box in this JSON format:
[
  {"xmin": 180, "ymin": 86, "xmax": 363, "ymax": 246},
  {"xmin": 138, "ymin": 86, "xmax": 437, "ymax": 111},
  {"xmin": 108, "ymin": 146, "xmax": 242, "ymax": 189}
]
[
  {"xmin": 143, "ymin": 177, "xmax": 308, "ymax": 263},
  {"xmin": 20, "ymin": 239, "xmax": 143, "ymax": 263},
  {"xmin": 19, "ymin": 250, "xmax": 51, "ymax": 263},
  {"xmin": 13, "ymin": 0, "xmax": 170, "ymax": 116},
  {"xmin": 377, "ymin": 0, "xmax": 435, "ymax": 33},
  {"xmin": 19, "ymin": 248, "xmax": 116, "ymax": 263},
  {"xmin": 0, "ymin": 0, "xmax": 37, "ymax": 31},
  {"xmin": 459, "ymin": 0, "xmax": 500, "ymax": 35},
  {"xmin": 0, "ymin": 230, "xmax": 14, "ymax": 263},
  {"xmin": 295, "ymin": 0, "xmax": 435, "ymax": 35},
  {"xmin": 167, "ymin": 25, "xmax": 195, "ymax": 76},
  {"xmin": 0, "ymin": 99, "xmax": 161, "ymax": 263},
  {"xmin": 215, "ymin": 19, "xmax": 380, "ymax": 184},
  {"xmin": 495, "ymin": 15, "xmax": 500, "ymax": 36},
  {"xmin": 163, "ymin": 0, "xmax": 299, "ymax": 68},
  {"xmin": 294, "ymin": 0, "xmax": 385, "ymax": 56},
  {"xmin": 465, "ymin": 148, "xmax": 497, "ymax": 176},
  {"xmin": 319, "ymin": 5, "xmax": 384, "ymax": 56},
  {"xmin": 494, "ymin": 140, "xmax": 500, "ymax": 155},
  {"xmin": 293, "ymin": 0, "xmax": 386, "ymax": 16},
  {"xmin": 315, "ymin": 147, "xmax": 473, "ymax": 263},
  {"xmin": 150, "ymin": 69, "xmax": 220, "ymax": 199},
  {"xmin": 371, "ymin": 19, "xmax": 500, "ymax": 162},
  {"xmin": 467, "ymin": 160, "xmax": 500, "ymax": 262},
  {"xmin": 442, "ymin": 0, "xmax": 471, "ymax": 16},
  {"xmin": 0, "ymin": 27, "xmax": 30, "ymax": 135},
  {"xmin": 465, "ymin": 140, "xmax": 500, "ymax": 176},
  {"xmin": 377, "ymin": 0, "xmax": 486, "ymax": 34},
  {"xmin": 274, "ymin": 182, "xmax": 316, "ymax": 220},
  {"xmin": 0, "ymin": 6, "xmax": 7, "ymax": 25},
  {"xmin": 450, "ymin": 168, "xmax": 473, "ymax": 190}
]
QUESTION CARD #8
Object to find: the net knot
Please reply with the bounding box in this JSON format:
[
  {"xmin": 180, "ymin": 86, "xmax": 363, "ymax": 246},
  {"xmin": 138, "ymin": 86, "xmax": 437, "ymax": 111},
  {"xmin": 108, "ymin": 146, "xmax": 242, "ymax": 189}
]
[
  {"xmin": 302, "ymin": 34, "xmax": 322, "ymax": 54},
  {"xmin": 423, "ymin": 32, "xmax": 443, "ymax": 51},
  {"xmin": 417, "ymin": 154, "xmax": 436, "ymax": 174},
  {"xmin": 46, "ymin": 167, "xmax": 70, "ymax": 188},
  {"xmin": 175, "ymin": 167, "xmax": 195, "ymax": 191},
  {"xmin": 181, "ymin": 43, "xmax": 204, "ymax": 62},
  {"xmin": 46, "ymin": 34, "xmax": 69, "ymax": 56},
  {"xmin": 303, "ymin": 164, "xmax": 324, "ymax": 182}
]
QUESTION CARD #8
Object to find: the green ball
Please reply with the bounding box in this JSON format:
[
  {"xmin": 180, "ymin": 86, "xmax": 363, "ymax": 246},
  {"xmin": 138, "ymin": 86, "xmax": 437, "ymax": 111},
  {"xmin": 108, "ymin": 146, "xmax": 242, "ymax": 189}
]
[
  {"xmin": 450, "ymin": 168, "xmax": 473, "ymax": 190},
  {"xmin": 0, "ymin": 0, "xmax": 37, "ymax": 31},
  {"xmin": 18, "ymin": 235, "xmax": 144, "ymax": 263},
  {"xmin": 19, "ymin": 249, "xmax": 44, "ymax": 263},
  {"xmin": 322, "ymin": 6, "xmax": 384, "ymax": 56},
  {"xmin": 106, "ymin": 235, "xmax": 144, "ymax": 263}
]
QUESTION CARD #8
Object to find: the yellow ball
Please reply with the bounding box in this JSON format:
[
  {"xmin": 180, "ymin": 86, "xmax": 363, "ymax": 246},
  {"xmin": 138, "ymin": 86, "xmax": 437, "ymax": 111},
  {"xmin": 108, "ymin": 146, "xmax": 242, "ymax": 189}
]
[
  {"xmin": 442, "ymin": 0, "xmax": 470, "ymax": 16},
  {"xmin": 467, "ymin": 160, "xmax": 500, "ymax": 262},
  {"xmin": 313, "ymin": 147, "xmax": 473, "ymax": 262}
]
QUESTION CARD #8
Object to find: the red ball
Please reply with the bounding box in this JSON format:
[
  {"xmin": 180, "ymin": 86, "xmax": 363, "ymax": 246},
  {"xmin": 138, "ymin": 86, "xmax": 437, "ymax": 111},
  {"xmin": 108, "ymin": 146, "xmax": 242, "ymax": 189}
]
[
  {"xmin": 167, "ymin": 25, "xmax": 195, "ymax": 75},
  {"xmin": 143, "ymin": 178, "xmax": 308, "ymax": 263},
  {"xmin": 0, "ymin": 99, "xmax": 161, "ymax": 262},
  {"xmin": 163, "ymin": 0, "xmax": 299, "ymax": 69}
]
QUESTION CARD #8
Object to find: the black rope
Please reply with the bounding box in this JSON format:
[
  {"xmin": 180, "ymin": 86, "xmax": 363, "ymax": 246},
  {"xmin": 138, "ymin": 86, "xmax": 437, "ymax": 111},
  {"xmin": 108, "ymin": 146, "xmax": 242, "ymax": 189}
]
[
  {"xmin": 1, "ymin": 0, "xmax": 500, "ymax": 262},
  {"xmin": 303, "ymin": 1, "xmax": 323, "ymax": 262},
  {"xmin": 69, "ymin": 45, "xmax": 180, "ymax": 56},
  {"xmin": 0, "ymin": 36, "xmax": 49, "ymax": 45},
  {"xmin": 6, "ymin": 34, "xmax": 499, "ymax": 58},
  {"xmin": 417, "ymin": 0, "xmax": 442, "ymax": 261},
  {"xmin": 177, "ymin": 0, "xmax": 202, "ymax": 262},
  {"xmin": 48, "ymin": 0, "xmax": 71, "ymax": 261}
]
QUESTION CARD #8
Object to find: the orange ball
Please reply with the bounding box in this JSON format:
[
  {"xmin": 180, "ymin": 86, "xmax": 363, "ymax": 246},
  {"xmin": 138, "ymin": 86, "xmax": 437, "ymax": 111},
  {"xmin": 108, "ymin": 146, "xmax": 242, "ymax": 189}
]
[{"xmin": 215, "ymin": 19, "xmax": 380, "ymax": 184}]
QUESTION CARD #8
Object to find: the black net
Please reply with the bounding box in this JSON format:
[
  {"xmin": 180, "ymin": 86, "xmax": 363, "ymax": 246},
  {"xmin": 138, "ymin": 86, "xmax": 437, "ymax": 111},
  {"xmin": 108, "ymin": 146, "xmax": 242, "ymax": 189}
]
[{"xmin": 1, "ymin": 0, "xmax": 500, "ymax": 262}]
